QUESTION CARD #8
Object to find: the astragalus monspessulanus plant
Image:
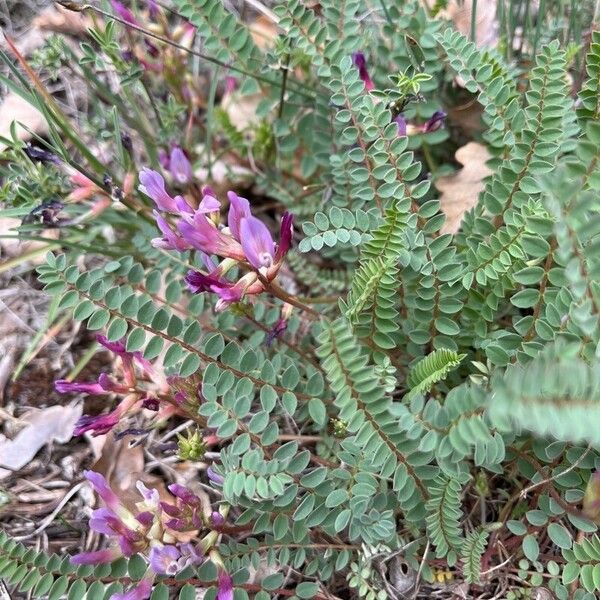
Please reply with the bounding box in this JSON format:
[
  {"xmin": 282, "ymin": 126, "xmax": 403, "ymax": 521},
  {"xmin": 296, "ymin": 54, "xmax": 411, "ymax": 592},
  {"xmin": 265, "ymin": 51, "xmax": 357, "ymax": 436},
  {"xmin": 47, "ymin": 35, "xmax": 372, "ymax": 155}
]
[{"xmin": 2, "ymin": 0, "xmax": 600, "ymax": 598}]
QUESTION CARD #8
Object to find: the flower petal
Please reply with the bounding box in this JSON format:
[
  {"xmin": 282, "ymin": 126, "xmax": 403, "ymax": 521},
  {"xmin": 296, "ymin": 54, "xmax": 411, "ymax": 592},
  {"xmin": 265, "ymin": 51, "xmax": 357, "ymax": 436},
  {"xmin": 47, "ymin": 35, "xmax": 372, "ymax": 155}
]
[
  {"xmin": 55, "ymin": 380, "xmax": 105, "ymax": 395},
  {"xmin": 71, "ymin": 547, "xmax": 121, "ymax": 565},
  {"xmin": 149, "ymin": 545, "xmax": 181, "ymax": 575},
  {"xmin": 240, "ymin": 216, "xmax": 275, "ymax": 270},
  {"xmin": 74, "ymin": 412, "xmax": 120, "ymax": 436},
  {"xmin": 275, "ymin": 212, "xmax": 294, "ymax": 261},
  {"xmin": 139, "ymin": 168, "xmax": 178, "ymax": 212},
  {"xmin": 84, "ymin": 471, "xmax": 122, "ymax": 512},
  {"xmin": 169, "ymin": 147, "xmax": 193, "ymax": 185},
  {"xmin": 227, "ymin": 191, "xmax": 251, "ymax": 240},
  {"xmin": 217, "ymin": 571, "xmax": 233, "ymax": 600}
]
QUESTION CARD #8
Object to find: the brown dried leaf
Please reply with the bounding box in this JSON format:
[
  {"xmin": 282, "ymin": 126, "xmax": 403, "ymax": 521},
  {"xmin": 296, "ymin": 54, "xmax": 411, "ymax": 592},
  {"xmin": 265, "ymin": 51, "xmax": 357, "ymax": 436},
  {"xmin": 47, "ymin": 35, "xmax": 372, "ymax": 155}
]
[
  {"xmin": 91, "ymin": 432, "xmax": 145, "ymax": 507},
  {"xmin": 436, "ymin": 142, "xmax": 493, "ymax": 234},
  {"xmin": 0, "ymin": 404, "xmax": 82, "ymax": 479}
]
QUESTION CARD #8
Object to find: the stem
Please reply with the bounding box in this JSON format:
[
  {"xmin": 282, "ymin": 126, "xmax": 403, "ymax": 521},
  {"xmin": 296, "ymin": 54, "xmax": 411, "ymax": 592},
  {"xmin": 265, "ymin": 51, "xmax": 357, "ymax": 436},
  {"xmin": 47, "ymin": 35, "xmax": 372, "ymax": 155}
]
[
  {"xmin": 470, "ymin": 0, "xmax": 478, "ymax": 43},
  {"xmin": 262, "ymin": 280, "xmax": 321, "ymax": 317},
  {"xmin": 278, "ymin": 53, "xmax": 290, "ymax": 120}
]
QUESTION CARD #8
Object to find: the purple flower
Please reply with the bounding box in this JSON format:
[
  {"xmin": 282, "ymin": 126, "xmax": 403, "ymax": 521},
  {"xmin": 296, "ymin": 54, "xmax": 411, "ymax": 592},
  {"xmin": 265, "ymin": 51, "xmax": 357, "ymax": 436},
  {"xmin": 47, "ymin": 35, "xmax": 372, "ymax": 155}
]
[
  {"xmin": 141, "ymin": 397, "xmax": 160, "ymax": 411},
  {"xmin": 55, "ymin": 379, "xmax": 106, "ymax": 395},
  {"xmin": 266, "ymin": 318, "xmax": 288, "ymax": 345},
  {"xmin": 139, "ymin": 168, "xmax": 180, "ymax": 213},
  {"xmin": 169, "ymin": 147, "xmax": 193, "ymax": 185},
  {"xmin": 149, "ymin": 545, "xmax": 181, "ymax": 575},
  {"xmin": 71, "ymin": 547, "xmax": 121, "ymax": 565},
  {"xmin": 136, "ymin": 481, "xmax": 160, "ymax": 508},
  {"xmin": 207, "ymin": 467, "xmax": 224, "ymax": 485},
  {"xmin": 97, "ymin": 334, "xmax": 155, "ymax": 379},
  {"xmin": 168, "ymin": 483, "xmax": 201, "ymax": 507},
  {"xmin": 217, "ymin": 571, "xmax": 233, "ymax": 600},
  {"xmin": 85, "ymin": 471, "xmax": 123, "ymax": 513},
  {"xmin": 158, "ymin": 149, "xmax": 170, "ymax": 169},
  {"xmin": 210, "ymin": 511, "xmax": 225, "ymax": 526},
  {"xmin": 144, "ymin": 40, "xmax": 160, "ymax": 58},
  {"xmin": 177, "ymin": 543, "xmax": 204, "ymax": 569},
  {"xmin": 422, "ymin": 111, "xmax": 447, "ymax": 133},
  {"xmin": 240, "ymin": 216, "xmax": 276, "ymax": 271},
  {"xmin": 394, "ymin": 114, "xmax": 407, "ymax": 137},
  {"xmin": 198, "ymin": 194, "xmax": 221, "ymax": 213},
  {"xmin": 159, "ymin": 502, "xmax": 181, "ymax": 517},
  {"xmin": 178, "ymin": 213, "xmax": 244, "ymax": 261},
  {"xmin": 152, "ymin": 211, "xmax": 190, "ymax": 251},
  {"xmin": 98, "ymin": 373, "xmax": 128, "ymax": 392},
  {"xmin": 351, "ymin": 51, "xmax": 374, "ymax": 91},
  {"xmin": 184, "ymin": 270, "xmax": 258, "ymax": 311},
  {"xmin": 74, "ymin": 412, "xmax": 120, "ymax": 436},
  {"xmin": 97, "ymin": 335, "xmax": 127, "ymax": 354},
  {"xmin": 275, "ymin": 212, "xmax": 294, "ymax": 261},
  {"xmin": 111, "ymin": 0, "xmax": 139, "ymax": 25},
  {"xmin": 110, "ymin": 577, "xmax": 153, "ymax": 600},
  {"xmin": 136, "ymin": 512, "xmax": 154, "ymax": 527},
  {"xmin": 24, "ymin": 143, "xmax": 61, "ymax": 165},
  {"xmin": 147, "ymin": 0, "xmax": 160, "ymax": 19},
  {"xmin": 227, "ymin": 192, "xmax": 251, "ymax": 240}
]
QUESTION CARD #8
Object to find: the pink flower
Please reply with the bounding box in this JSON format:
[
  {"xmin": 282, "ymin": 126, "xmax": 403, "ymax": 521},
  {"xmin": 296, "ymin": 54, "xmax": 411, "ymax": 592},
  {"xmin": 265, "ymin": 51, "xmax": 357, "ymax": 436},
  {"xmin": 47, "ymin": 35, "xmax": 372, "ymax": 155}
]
[
  {"xmin": 110, "ymin": 576, "xmax": 153, "ymax": 600},
  {"xmin": 217, "ymin": 571, "xmax": 233, "ymax": 600},
  {"xmin": 55, "ymin": 379, "xmax": 106, "ymax": 395},
  {"xmin": 352, "ymin": 52, "xmax": 374, "ymax": 91},
  {"xmin": 178, "ymin": 213, "xmax": 245, "ymax": 261},
  {"xmin": 71, "ymin": 547, "xmax": 121, "ymax": 565},
  {"xmin": 68, "ymin": 172, "xmax": 100, "ymax": 202},
  {"xmin": 111, "ymin": 0, "xmax": 139, "ymax": 26},
  {"xmin": 74, "ymin": 412, "xmax": 121, "ymax": 437}
]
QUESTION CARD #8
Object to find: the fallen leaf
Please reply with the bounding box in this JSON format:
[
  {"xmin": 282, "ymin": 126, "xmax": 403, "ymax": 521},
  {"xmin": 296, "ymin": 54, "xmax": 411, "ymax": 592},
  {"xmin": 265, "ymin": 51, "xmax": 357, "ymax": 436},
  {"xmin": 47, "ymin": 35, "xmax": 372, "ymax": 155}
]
[
  {"xmin": 0, "ymin": 404, "xmax": 82, "ymax": 479},
  {"xmin": 436, "ymin": 0, "xmax": 498, "ymax": 48},
  {"xmin": 91, "ymin": 432, "xmax": 145, "ymax": 508},
  {"xmin": 435, "ymin": 141, "xmax": 493, "ymax": 234}
]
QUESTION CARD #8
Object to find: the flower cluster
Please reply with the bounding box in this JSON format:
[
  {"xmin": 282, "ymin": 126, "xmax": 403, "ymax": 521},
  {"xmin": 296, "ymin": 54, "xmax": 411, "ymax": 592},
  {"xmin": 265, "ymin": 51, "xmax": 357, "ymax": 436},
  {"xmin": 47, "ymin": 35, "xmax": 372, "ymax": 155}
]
[
  {"xmin": 139, "ymin": 169, "xmax": 294, "ymax": 311},
  {"xmin": 55, "ymin": 334, "xmax": 172, "ymax": 437},
  {"xmin": 72, "ymin": 471, "xmax": 232, "ymax": 600}
]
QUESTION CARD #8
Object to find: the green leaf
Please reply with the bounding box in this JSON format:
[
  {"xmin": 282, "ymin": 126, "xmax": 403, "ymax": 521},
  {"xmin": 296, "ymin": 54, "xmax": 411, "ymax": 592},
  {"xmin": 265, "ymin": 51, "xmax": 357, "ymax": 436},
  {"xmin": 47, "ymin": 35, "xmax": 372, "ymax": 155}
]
[
  {"xmin": 547, "ymin": 523, "xmax": 572, "ymax": 549},
  {"xmin": 308, "ymin": 398, "xmax": 326, "ymax": 426},
  {"xmin": 296, "ymin": 582, "xmax": 320, "ymax": 598}
]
